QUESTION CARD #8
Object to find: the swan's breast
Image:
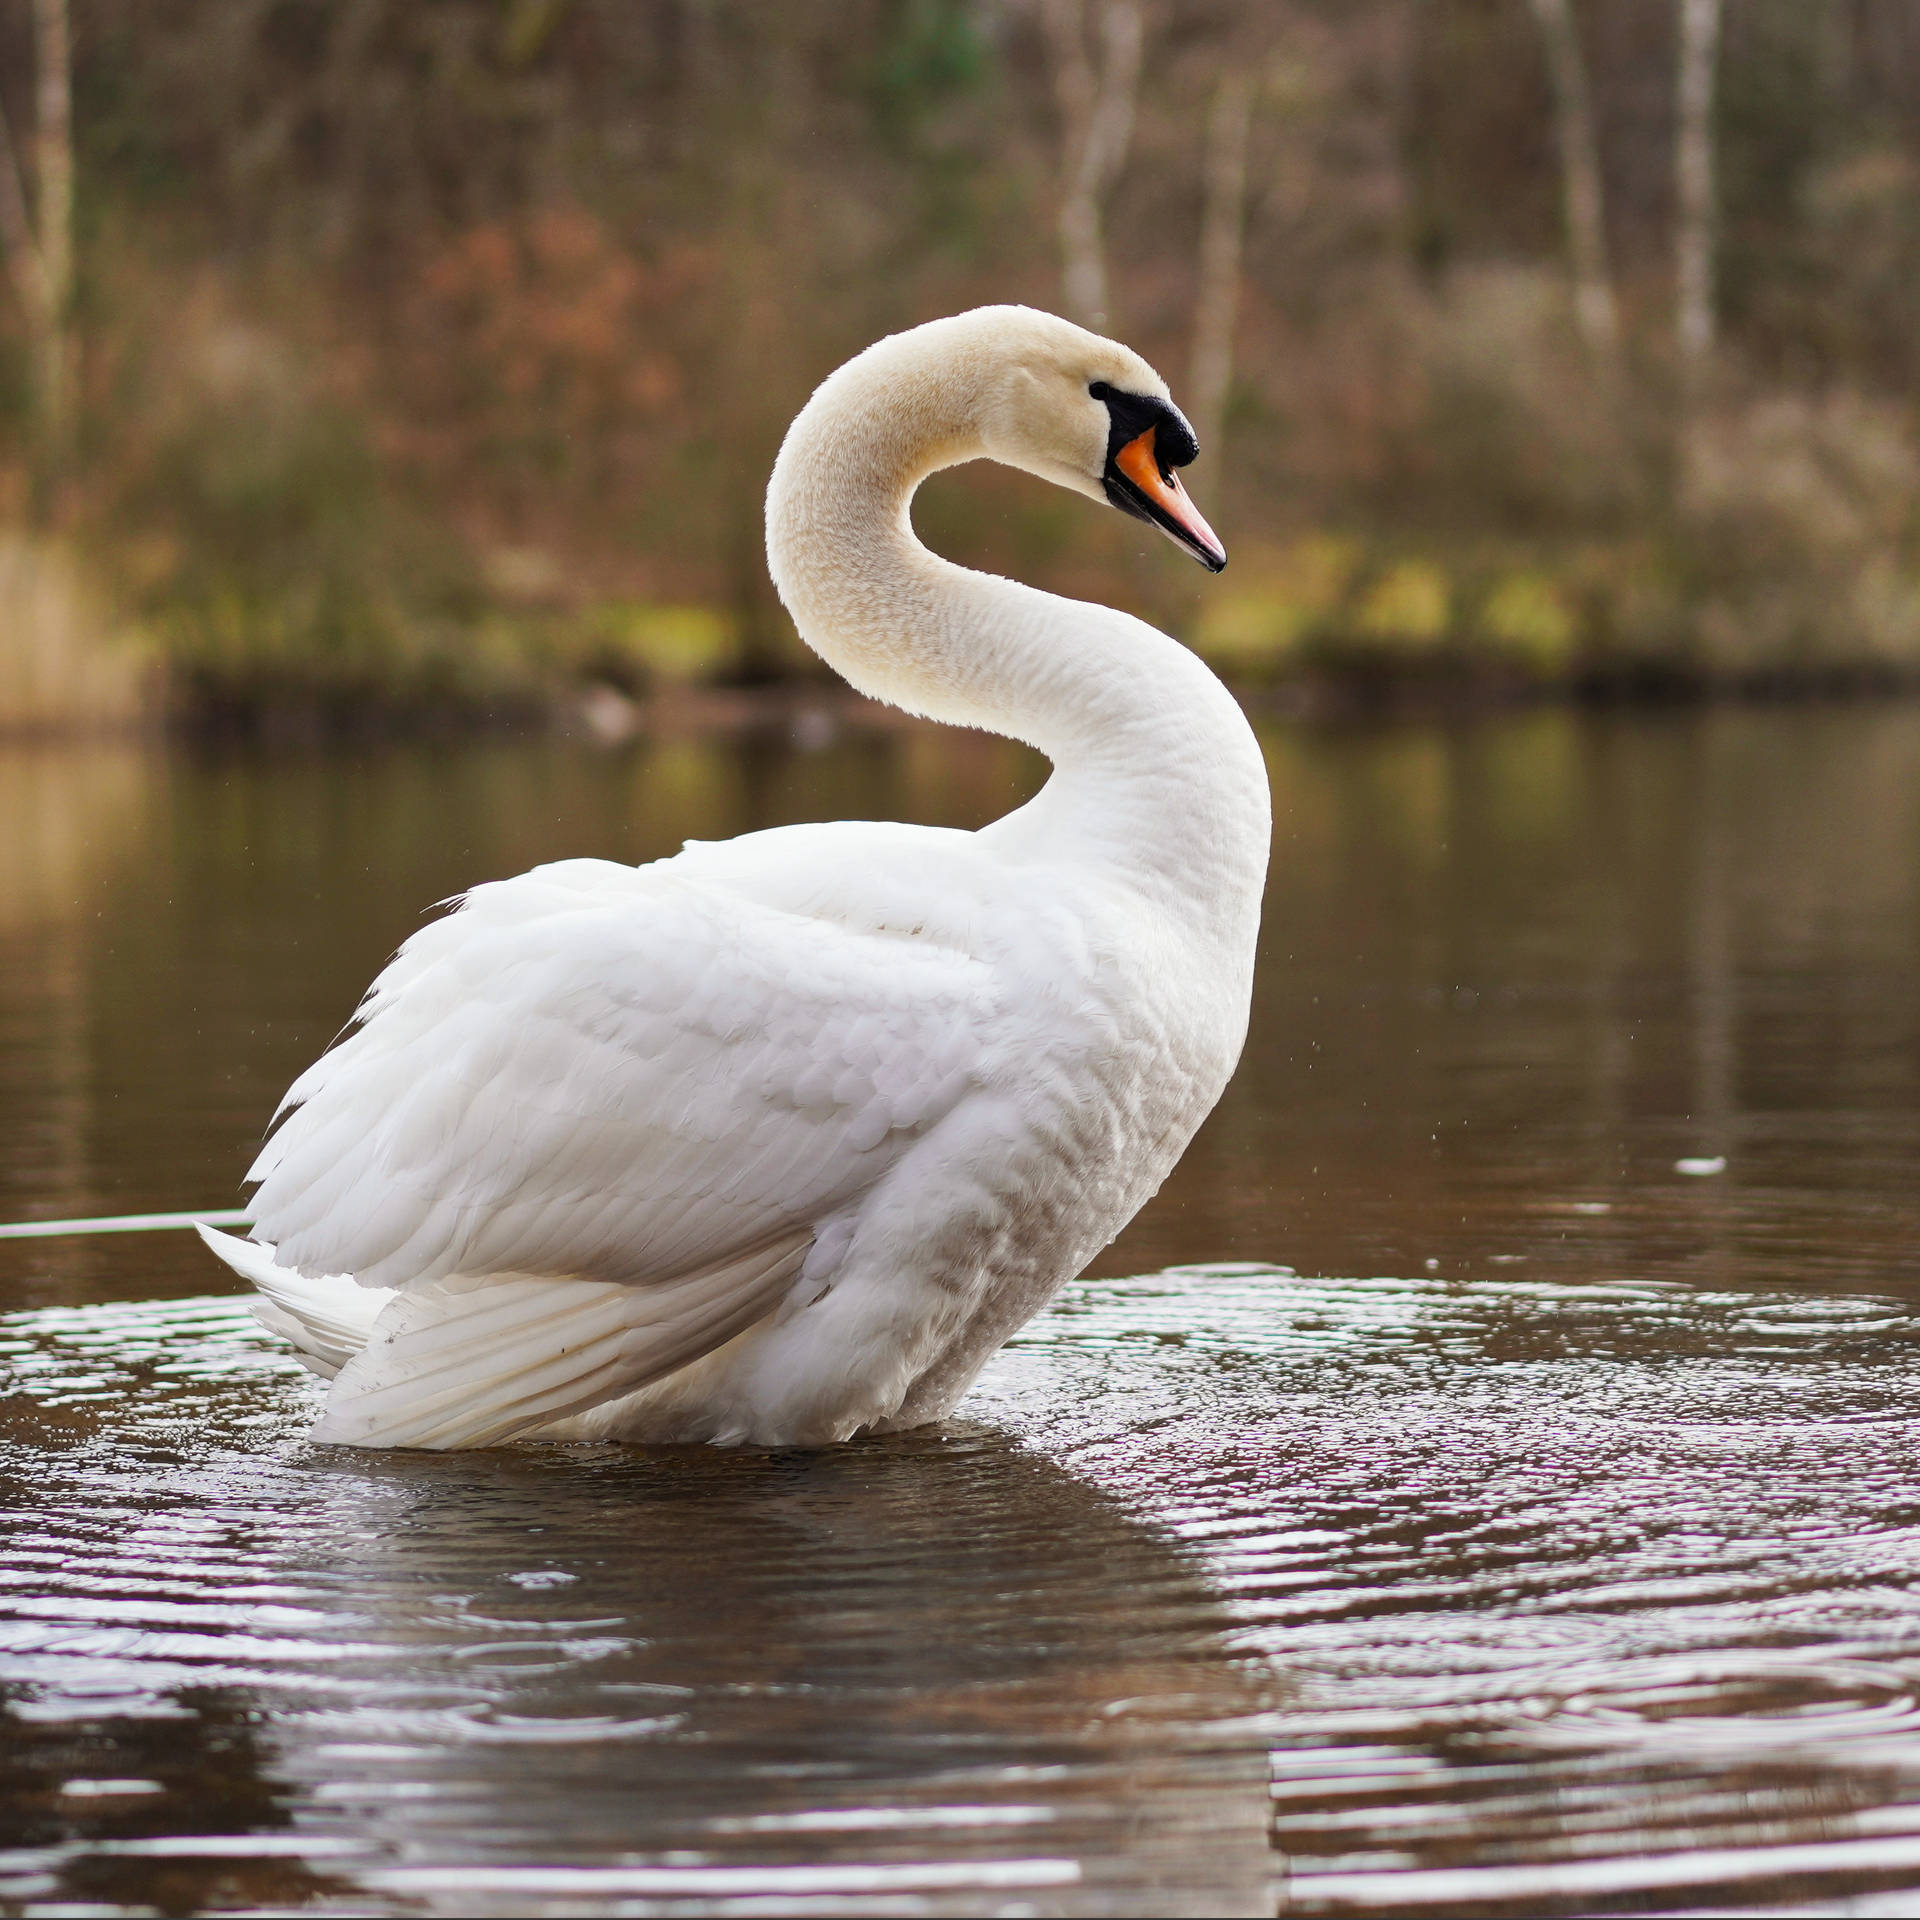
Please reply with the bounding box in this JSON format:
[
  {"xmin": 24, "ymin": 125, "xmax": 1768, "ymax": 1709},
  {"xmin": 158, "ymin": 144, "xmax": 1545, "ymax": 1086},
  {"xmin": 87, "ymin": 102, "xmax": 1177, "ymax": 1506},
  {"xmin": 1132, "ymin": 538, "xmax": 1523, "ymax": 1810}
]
[{"xmin": 674, "ymin": 815, "xmax": 1252, "ymax": 1299}]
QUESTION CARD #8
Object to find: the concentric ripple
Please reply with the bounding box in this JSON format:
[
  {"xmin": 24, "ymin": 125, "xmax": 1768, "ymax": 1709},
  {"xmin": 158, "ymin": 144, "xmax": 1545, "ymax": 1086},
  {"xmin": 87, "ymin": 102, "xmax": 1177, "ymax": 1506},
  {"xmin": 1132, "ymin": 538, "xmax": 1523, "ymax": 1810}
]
[
  {"xmin": 971, "ymin": 1266, "xmax": 1920, "ymax": 1916},
  {"xmin": 9, "ymin": 1265, "xmax": 1920, "ymax": 1914},
  {"xmin": 0, "ymin": 1290, "xmax": 1277, "ymax": 1918}
]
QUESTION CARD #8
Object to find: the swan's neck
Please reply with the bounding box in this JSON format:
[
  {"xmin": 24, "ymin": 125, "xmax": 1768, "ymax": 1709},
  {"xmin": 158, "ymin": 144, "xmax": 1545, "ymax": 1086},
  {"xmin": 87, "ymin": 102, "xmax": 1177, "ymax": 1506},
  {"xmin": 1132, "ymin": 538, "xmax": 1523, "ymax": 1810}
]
[{"xmin": 766, "ymin": 338, "xmax": 1270, "ymax": 932}]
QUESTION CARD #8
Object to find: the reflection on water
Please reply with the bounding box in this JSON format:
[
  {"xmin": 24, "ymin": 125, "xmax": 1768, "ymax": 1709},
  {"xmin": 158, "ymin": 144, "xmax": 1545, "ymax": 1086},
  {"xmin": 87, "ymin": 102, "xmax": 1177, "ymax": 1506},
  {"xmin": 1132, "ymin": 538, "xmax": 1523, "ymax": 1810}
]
[
  {"xmin": 0, "ymin": 1296, "xmax": 1275, "ymax": 1916},
  {"xmin": 6, "ymin": 707, "xmax": 1920, "ymax": 1304},
  {"xmin": 11, "ymin": 1269, "xmax": 1920, "ymax": 1913},
  {"xmin": 987, "ymin": 1270, "xmax": 1920, "ymax": 1914},
  {"xmin": 5, "ymin": 705, "xmax": 1920, "ymax": 1910},
  {"xmin": 0, "ymin": 747, "xmax": 153, "ymax": 1288}
]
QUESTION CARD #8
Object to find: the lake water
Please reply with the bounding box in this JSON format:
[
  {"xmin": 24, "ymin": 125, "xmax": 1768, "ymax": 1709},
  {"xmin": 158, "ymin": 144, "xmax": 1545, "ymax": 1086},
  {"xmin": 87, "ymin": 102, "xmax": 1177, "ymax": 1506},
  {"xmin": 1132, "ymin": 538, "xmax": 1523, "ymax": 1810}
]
[{"xmin": 5, "ymin": 704, "xmax": 1920, "ymax": 1914}]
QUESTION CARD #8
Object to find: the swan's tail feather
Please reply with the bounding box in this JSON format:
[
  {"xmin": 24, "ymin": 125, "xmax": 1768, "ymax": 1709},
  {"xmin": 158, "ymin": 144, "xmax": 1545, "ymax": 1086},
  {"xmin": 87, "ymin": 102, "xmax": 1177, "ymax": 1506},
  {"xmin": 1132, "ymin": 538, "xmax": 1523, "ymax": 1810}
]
[
  {"xmin": 195, "ymin": 1223, "xmax": 389, "ymax": 1380},
  {"xmin": 309, "ymin": 1231, "xmax": 811, "ymax": 1450}
]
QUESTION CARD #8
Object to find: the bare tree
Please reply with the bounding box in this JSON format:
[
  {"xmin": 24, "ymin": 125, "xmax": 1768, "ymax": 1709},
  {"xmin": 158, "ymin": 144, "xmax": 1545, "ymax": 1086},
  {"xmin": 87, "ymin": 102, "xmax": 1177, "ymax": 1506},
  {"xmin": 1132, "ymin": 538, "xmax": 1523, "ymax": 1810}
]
[
  {"xmin": 1674, "ymin": 0, "xmax": 1722, "ymax": 381},
  {"xmin": 1525, "ymin": 0, "xmax": 1618, "ymax": 355},
  {"xmin": 1039, "ymin": 0, "xmax": 1144, "ymax": 330},
  {"xmin": 0, "ymin": 0, "xmax": 75, "ymax": 485},
  {"xmin": 1187, "ymin": 65, "xmax": 1254, "ymax": 503}
]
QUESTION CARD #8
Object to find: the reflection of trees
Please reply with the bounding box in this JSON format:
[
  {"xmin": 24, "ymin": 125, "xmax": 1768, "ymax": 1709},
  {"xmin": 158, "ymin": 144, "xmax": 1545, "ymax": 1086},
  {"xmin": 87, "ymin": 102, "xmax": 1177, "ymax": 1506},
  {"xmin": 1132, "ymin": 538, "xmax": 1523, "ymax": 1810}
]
[
  {"xmin": 1104, "ymin": 708, "xmax": 1920, "ymax": 1293},
  {"xmin": 13, "ymin": 711, "xmax": 1920, "ymax": 1321},
  {"xmin": 0, "ymin": 747, "xmax": 149, "ymax": 1279},
  {"xmin": 0, "ymin": 745, "xmax": 146, "ymax": 932}
]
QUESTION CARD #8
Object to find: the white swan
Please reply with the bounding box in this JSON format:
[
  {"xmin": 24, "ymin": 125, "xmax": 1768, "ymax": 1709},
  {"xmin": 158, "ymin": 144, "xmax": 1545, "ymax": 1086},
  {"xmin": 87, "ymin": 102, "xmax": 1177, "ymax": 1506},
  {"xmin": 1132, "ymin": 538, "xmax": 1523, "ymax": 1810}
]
[{"xmin": 199, "ymin": 306, "xmax": 1271, "ymax": 1449}]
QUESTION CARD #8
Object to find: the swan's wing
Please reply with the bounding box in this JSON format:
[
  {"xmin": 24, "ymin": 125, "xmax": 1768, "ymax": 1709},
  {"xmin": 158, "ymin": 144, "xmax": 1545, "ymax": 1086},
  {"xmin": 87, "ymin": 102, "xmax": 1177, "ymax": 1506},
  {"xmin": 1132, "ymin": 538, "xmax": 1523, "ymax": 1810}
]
[
  {"xmin": 245, "ymin": 857, "xmax": 995, "ymax": 1296},
  {"xmin": 199, "ymin": 1221, "xmax": 811, "ymax": 1449},
  {"xmin": 197, "ymin": 1224, "xmax": 385, "ymax": 1378},
  {"xmin": 309, "ymin": 1236, "xmax": 812, "ymax": 1448}
]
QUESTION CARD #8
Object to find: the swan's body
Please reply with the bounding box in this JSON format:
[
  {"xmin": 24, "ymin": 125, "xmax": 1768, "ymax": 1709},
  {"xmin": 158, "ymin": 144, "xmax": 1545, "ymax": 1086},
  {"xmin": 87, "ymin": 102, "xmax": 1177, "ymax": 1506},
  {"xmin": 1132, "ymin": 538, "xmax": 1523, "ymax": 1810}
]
[{"xmin": 201, "ymin": 307, "xmax": 1270, "ymax": 1448}]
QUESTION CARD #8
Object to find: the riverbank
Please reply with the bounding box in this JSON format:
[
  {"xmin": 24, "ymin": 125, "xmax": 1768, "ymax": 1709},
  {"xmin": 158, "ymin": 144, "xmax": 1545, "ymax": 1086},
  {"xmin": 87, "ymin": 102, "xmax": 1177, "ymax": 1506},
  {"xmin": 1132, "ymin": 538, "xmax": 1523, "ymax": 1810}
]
[
  {"xmin": 9, "ymin": 520, "xmax": 1920, "ymax": 742},
  {"xmin": 12, "ymin": 608, "xmax": 1920, "ymax": 746},
  {"xmin": 157, "ymin": 655, "xmax": 1920, "ymax": 748}
]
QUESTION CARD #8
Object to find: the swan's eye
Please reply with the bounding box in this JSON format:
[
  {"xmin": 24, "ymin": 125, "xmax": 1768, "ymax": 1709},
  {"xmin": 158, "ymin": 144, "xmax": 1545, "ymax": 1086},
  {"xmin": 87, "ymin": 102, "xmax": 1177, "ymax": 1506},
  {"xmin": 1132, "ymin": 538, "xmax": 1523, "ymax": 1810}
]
[{"xmin": 1088, "ymin": 380, "xmax": 1113, "ymax": 402}]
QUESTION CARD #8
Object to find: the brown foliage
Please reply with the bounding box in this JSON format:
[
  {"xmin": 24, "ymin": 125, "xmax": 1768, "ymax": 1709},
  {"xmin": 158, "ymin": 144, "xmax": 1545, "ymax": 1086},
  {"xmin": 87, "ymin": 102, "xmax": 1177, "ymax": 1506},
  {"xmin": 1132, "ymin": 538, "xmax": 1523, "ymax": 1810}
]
[
  {"xmin": 392, "ymin": 210, "xmax": 716, "ymax": 549},
  {"xmin": 0, "ymin": 0, "xmax": 1915, "ymax": 708}
]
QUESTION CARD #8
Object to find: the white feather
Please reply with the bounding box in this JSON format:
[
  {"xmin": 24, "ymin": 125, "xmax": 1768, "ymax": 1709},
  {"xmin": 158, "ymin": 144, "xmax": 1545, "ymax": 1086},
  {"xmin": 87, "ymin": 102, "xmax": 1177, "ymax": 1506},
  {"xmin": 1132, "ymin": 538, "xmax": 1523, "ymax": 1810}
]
[
  {"xmin": 196, "ymin": 1224, "xmax": 385, "ymax": 1379},
  {"xmin": 311, "ymin": 1233, "xmax": 811, "ymax": 1449},
  {"xmin": 213, "ymin": 308, "xmax": 1272, "ymax": 1449}
]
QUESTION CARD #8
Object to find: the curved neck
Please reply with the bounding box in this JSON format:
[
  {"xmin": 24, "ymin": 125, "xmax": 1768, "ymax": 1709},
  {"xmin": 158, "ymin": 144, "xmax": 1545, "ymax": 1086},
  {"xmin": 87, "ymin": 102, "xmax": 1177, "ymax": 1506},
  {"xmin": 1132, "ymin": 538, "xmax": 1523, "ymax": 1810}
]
[{"xmin": 765, "ymin": 331, "xmax": 1270, "ymax": 932}]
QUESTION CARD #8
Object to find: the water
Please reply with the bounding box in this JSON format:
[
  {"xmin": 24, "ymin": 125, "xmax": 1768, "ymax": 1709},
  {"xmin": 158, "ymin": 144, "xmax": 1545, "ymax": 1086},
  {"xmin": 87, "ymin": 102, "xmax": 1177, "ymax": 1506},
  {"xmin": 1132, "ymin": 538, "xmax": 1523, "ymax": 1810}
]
[{"xmin": 5, "ymin": 705, "xmax": 1920, "ymax": 1913}]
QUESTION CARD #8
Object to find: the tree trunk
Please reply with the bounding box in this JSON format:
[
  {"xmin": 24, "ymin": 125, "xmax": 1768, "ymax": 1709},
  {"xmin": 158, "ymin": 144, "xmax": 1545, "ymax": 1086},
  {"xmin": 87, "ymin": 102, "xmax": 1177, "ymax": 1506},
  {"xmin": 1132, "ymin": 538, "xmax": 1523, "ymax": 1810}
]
[
  {"xmin": 30, "ymin": 0, "xmax": 73, "ymax": 475},
  {"xmin": 0, "ymin": 105, "xmax": 48, "ymax": 331},
  {"xmin": 1039, "ymin": 0, "xmax": 1144, "ymax": 331},
  {"xmin": 1187, "ymin": 66, "xmax": 1254, "ymax": 506},
  {"xmin": 1525, "ymin": 0, "xmax": 1618, "ymax": 355},
  {"xmin": 1674, "ymin": 0, "xmax": 1721, "ymax": 380},
  {"xmin": 0, "ymin": 0, "xmax": 75, "ymax": 492}
]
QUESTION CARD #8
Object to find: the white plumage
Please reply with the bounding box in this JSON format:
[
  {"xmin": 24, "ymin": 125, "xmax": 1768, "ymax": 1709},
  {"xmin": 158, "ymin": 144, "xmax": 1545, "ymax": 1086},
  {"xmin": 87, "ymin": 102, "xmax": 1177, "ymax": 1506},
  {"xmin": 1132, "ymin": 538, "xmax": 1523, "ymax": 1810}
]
[{"xmin": 201, "ymin": 306, "xmax": 1271, "ymax": 1448}]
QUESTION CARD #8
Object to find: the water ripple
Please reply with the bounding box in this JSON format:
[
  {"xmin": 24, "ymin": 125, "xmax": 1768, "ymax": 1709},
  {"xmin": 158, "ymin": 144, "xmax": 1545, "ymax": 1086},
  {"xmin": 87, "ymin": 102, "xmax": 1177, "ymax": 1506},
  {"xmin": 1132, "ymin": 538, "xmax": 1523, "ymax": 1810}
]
[
  {"xmin": 973, "ymin": 1266, "xmax": 1920, "ymax": 1914},
  {"xmin": 0, "ymin": 1291, "xmax": 1278, "ymax": 1917},
  {"xmin": 8, "ymin": 1269, "xmax": 1920, "ymax": 1910}
]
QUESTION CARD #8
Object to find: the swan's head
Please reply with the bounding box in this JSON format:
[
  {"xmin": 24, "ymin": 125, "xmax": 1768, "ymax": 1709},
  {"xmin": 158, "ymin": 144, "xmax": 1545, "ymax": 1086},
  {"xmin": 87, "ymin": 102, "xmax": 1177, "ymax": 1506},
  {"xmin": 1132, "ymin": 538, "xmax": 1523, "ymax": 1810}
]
[{"xmin": 970, "ymin": 307, "xmax": 1227, "ymax": 573}]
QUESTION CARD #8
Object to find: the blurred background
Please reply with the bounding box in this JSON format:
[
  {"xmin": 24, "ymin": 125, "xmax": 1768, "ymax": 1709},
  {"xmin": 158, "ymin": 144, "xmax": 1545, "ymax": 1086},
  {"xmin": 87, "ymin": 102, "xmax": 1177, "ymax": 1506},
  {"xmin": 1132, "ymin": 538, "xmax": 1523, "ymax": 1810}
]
[
  {"xmin": 13, "ymin": 23, "xmax": 1920, "ymax": 1908},
  {"xmin": 2, "ymin": 0, "xmax": 1917, "ymax": 733}
]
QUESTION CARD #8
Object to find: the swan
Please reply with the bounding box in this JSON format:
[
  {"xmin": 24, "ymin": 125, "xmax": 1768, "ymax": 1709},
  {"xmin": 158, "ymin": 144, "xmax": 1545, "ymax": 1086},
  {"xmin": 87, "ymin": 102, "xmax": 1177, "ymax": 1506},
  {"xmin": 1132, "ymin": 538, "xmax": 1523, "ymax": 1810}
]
[{"xmin": 198, "ymin": 306, "xmax": 1271, "ymax": 1449}]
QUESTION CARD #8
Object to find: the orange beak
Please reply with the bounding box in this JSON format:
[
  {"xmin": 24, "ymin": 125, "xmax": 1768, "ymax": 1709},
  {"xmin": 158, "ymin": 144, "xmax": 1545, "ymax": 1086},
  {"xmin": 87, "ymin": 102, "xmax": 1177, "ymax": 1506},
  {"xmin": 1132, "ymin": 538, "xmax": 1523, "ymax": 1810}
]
[{"xmin": 1112, "ymin": 428, "xmax": 1227, "ymax": 573}]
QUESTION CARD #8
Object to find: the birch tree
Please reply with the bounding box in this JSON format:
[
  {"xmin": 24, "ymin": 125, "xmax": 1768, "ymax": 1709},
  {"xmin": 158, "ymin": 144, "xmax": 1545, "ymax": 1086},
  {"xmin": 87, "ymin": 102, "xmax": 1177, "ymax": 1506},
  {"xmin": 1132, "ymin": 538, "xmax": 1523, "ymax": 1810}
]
[
  {"xmin": 0, "ymin": 0, "xmax": 74, "ymax": 484},
  {"xmin": 1039, "ymin": 0, "xmax": 1144, "ymax": 330},
  {"xmin": 1525, "ymin": 0, "xmax": 1618, "ymax": 355},
  {"xmin": 1186, "ymin": 65, "xmax": 1255, "ymax": 503},
  {"xmin": 1674, "ymin": 0, "xmax": 1722, "ymax": 381}
]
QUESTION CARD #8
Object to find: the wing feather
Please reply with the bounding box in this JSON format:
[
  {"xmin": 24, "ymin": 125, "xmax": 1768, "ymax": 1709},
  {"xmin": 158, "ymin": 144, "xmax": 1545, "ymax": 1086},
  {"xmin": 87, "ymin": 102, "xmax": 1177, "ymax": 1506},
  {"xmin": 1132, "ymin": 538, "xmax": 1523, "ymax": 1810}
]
[
  {"xmin": 196, "ymin": 1224, "xmax": 385, "ymax": 1379},
  {"xmin": 310, "ymin": 1233, "xmax": 812, "ymax": 1449},
  {"xmin": 247, "ymin": 859, "xmax": 997, "ymax": 1295}
]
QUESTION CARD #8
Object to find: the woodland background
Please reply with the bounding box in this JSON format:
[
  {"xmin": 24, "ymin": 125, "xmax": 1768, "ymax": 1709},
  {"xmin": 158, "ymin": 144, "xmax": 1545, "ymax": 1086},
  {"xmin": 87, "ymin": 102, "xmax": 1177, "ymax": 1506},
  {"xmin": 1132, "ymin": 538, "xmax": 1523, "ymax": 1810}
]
[{"xmin": 1, "ymin": 0, "xmax": 1918, "ymax": 728}]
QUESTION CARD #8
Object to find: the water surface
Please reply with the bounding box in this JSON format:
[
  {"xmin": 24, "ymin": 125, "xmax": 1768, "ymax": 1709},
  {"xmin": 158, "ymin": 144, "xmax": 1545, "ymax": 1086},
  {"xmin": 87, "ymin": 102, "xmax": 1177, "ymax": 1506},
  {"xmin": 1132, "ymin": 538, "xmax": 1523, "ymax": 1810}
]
[{"xmin": 5, "ymin": 706, "xmax": 1920, "ymax": 1912}]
